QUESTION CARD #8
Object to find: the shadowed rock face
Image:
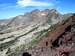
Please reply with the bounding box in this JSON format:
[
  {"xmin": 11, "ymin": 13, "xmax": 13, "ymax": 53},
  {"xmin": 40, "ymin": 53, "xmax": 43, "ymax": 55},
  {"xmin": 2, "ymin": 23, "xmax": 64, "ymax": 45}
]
[
  {"xmin": 22, "ymin": 52, "xmax": 31, "ymax": 56},
  {"xmin": 0, "ymin": 9, "xmax": 74, "ymax": 56}
]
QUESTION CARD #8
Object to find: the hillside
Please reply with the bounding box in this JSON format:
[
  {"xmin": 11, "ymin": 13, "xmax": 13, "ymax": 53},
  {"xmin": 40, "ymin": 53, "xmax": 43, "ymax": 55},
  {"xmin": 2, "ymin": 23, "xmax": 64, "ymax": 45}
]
[{"xmin": 0, "ymin": 9, "xmax": 74, "ymax": 56}]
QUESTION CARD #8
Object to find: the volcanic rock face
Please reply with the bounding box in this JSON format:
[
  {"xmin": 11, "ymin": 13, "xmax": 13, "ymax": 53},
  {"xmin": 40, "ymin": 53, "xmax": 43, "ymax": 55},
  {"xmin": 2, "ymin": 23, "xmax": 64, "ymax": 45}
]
[{"xmin": 0, "ymin": 9, "xmax": 74, "ymax": 56}]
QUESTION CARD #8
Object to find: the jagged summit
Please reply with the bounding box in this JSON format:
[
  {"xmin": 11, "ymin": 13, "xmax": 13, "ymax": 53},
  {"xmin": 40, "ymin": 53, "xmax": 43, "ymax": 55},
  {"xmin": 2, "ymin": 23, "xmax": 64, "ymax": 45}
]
[{"xmin": 0, "ymin": 9, "xmax": 63, "ymax": 26}]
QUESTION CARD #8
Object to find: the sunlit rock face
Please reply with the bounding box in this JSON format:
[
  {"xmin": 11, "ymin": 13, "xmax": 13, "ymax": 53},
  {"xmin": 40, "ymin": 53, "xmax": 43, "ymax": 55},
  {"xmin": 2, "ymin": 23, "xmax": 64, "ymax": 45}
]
[{"xmin": 0, "ymin": 9, "xmax": 73, "ymax": 56}]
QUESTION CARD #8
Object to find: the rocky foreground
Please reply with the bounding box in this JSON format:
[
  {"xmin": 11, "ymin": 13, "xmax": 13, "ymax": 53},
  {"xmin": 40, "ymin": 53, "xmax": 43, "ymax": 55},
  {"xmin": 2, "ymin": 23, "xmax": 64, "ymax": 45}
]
[{"xmin": 0, "ymin": 9, "xmax": 75, "ymax": 56}]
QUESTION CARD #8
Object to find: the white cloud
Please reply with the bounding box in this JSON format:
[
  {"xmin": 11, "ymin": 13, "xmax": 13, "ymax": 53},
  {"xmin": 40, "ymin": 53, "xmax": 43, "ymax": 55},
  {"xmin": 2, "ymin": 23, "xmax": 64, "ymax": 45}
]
[{"xmin": 17, "ymin": 0, "xmax": 54, "ymax": 7}]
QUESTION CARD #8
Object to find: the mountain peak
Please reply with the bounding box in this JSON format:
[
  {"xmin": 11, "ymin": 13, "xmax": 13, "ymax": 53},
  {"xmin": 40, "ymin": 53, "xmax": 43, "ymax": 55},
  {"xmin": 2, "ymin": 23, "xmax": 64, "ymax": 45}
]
[{"xmin": 0, "ymin": 9, "xmax": 72, "ymax": 26}]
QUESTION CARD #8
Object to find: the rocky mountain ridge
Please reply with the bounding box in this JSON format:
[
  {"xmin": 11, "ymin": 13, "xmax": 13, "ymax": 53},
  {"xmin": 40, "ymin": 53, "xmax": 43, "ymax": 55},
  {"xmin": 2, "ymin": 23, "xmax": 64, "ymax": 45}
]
[{"xmin": 0, "ymin": 9, "xmax": 74, "ymax": 56}]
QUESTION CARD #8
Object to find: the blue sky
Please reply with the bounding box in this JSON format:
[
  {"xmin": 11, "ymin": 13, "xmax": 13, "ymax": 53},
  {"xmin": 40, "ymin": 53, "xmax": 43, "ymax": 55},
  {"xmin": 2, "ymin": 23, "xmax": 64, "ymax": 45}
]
[{"xmin": 0, "ymin": 0, "xmax": 75, "ymax": 19}]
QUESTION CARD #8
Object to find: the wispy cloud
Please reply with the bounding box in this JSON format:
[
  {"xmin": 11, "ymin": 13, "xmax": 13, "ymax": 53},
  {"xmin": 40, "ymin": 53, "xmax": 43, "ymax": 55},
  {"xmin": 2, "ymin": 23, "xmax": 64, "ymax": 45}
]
[{"xmin": 17, "ymin": 0, "xmax": 54, "ymax": 7}]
